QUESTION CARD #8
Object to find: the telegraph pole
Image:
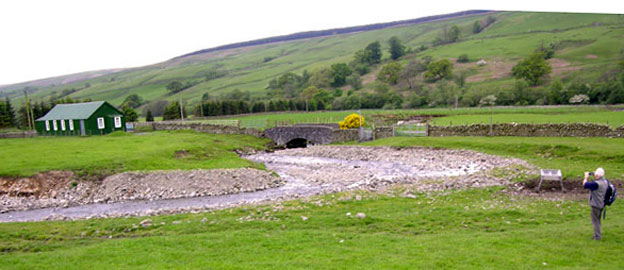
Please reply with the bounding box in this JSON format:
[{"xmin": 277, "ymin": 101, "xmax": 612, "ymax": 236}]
[
  {"xmin": 23, "ymin": 90, "xmax": 32, "ymax": 130},
  {"xmin": 178, "ymin": 93, "xmax": 184, "ymax": 122}
]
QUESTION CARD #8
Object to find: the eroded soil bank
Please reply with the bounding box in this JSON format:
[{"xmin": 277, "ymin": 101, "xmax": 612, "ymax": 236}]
[{"xmin": 0, "ymin": 169, "xmax": 282, "ymax": 213}]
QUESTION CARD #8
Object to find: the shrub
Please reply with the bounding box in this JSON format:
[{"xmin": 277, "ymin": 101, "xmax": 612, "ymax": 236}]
[
  {"xmin": 339, "ymin": 113, "xmax": 365, "ymax": 129},
  {"xmin": 457, "ymin": 54, "xmax": 469, "ymax": 63}
]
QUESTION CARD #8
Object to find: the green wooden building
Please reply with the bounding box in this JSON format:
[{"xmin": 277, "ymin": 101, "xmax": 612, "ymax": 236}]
[{"xmin": 35, "ymin": 101, "xmax": 126, "ymax": 136}]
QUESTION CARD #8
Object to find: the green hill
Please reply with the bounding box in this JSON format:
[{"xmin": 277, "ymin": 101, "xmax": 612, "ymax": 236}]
[{"xmin": 2, "ymin": 11, "xmax": 623, "ymax": 115}]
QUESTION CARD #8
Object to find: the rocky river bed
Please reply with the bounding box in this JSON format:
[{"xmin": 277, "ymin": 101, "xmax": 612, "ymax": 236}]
[{"xmin": 0, "ymin": 146, "xmax": 534, "ymax": 222}]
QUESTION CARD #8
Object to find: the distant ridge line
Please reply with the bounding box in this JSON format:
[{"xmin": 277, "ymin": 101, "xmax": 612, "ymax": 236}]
[{"xmin": 175, "ymin": 10, "xmax": 493, "ymax": 59}]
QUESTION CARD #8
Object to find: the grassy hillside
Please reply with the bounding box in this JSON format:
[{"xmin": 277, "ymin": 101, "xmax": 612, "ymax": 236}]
[{"xmin": 2, "ymin": 11, "xmax": 623, "ymax": 113}]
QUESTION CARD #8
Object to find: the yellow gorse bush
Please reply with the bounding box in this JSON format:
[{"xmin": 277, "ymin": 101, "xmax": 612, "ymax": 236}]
[{"xmin": 339, "ymin": 114, "xmax": 365, "ymax": 129}]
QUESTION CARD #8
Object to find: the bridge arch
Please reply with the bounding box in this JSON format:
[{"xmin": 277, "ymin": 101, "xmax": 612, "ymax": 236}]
[{"xmin": 264, "ymin": 126, "xmax": 334, "ymax": 147}]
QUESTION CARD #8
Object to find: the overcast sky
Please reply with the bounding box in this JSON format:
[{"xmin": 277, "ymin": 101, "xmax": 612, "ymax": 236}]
[{"xmin": 0, "ymin": 0, "xmax": 621, "ymax": 85}]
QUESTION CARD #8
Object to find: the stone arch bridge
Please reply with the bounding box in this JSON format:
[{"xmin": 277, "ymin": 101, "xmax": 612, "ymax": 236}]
[{"xmin": 264, "ymin": 125, "xmax": 359, "ymax": 148}]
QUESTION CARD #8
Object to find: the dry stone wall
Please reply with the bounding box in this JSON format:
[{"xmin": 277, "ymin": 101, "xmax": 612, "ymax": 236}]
[
  {"xmin": 0, "ymin": 131, "xmax": 37, "ymax": 139},
  {"xmin": 151, "ymin": 122, "xmax": 263, "ymax": 137},
  {"xmin": 373, "ymin": 127, "xmax": 394, "ymax": 140},
  {"xmin": 429, "ymin": 123, "xmax": 624, "ymax": 137},
  {"xmin": 331, "ymin": 129, "xmax": 359, "ymax": 142}
]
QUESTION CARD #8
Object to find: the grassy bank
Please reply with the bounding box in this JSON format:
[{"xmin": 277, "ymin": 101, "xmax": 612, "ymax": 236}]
[
  {"xmin": 359, "ymin": 136, "xmax": 624, "ymax": 180},
  {"xmin": 0, "ymin": 130, "xmax": 270, "ymax": 177},
  {"xmin": 1, "ymin": 188, "xmax": 622, "ymax": 269}
]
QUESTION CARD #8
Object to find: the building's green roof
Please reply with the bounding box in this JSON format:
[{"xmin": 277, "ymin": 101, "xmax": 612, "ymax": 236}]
[{"xmin": 36, "ymin": 101, "xmax": 108, "ymax": 121}]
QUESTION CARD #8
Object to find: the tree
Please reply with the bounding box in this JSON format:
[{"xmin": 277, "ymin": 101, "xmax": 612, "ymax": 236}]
[
  {"xmin": 406, "ymin": 92, "xmax": 427, "ymax": 108},
  {"xmin": 145, "ymin": 110, "xmax": 154, "ymax": 122},
  {"xmin": 301, "ymin": 86, "xmax": 320, "ymax": 101},
  {"xmin": 309, "ymin": 68, "xmax": 332, "ymax": 89},
  {"xmin": 388, "ymin": 36, "xmax": 406, "ymax": 60},
  {"xmin": 251, "ymin": 101, "xmax": 266, "ymax": 113},
  {"xmin": 4, "ymin": 97, "xmax": 15, "ymax": 127},
  {"xmin": 350, "ymin": 62, "xmax": 370, "ymax": 75},
  {"xmin": 354, "ymin": 41, "xmax": 382, "ymax": 65},
  {"xmin": 163, "ymin": 101, "xmax": 185, "ymax": 120},
  {"xmin": 121, "ymin": 94, "xmax": 144, "ymax": 108},
  {"xmin": 377, "ymin": 62, "xmax": 403, "ymax": 85},
  {"xmin": 0, "ymin": 101, "xmax": 9, "ymax": 128},
  {"xmin": 365, "ymin": 41, "xmax": 382, "ymax": 64},
  {"xmin": 472, "ymin": 21, "xmax": 482, "ymax": 34},
  {"xmin": 122, "ymin": 106, "xmax": 139, "ymax": 122},
  {"xmin": 312, "ymin": 89, "xmax": 334, "ymax": 105},
  {"xmin": 346, "ymin": 74, "xmax": 362, "ymax": 90},
  {"xmin": 424, "ymin": 59, "xmax": 453, "ymax": 82},
  {"xmin": 511, "ymin": 52, "xmax": 552, "ymax": 86},
  {"xmin": 353, "ymin": 49, "xmax": 372, "ymax": 66},
  {"xmin": 428, "ymin": 80, "xmax": 460, "ymax": 106},
  {"xmin": 435, "ymin": 25, "xmax": 461, "ymax": 45},
  {"xmin": 343, "ymin": 94, "xmax": 361, "ymax": 109},
  {"xmin": 166, "ymin": 81, "xmax": 184, "ymax": 93},
  {"xmin": 548, "ymin": 79, "xmax": 565, "ymax": 104},
  {"xmin": 330, "ymin": 63, "xmax": 352, "ymax": 87},
  {"xmin": 448, "ymin": 25, "xmax": 461, "ymax": 43},
  {"xmin": 400, "ymin": 60, "xmax": 427, "ymax": 89},
  {"xmin": 511, "ymin": 80, "xmax": 530, "ymax": 105},
  {"xmin": 455, "ymin": 71, "xmax": 467, "ymax": 88}
]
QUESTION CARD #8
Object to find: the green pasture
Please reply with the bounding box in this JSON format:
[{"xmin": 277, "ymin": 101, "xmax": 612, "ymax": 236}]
[
  {"xmin": 0, "ymin": 131, "xmax": 270, "ymax": 177},
  {"xmin": 1, "ymin": 187, "xmax": 623, "ymax": 269},
  {"xmin": 202, "ymin": 105, "xmax": 621, "ymax": 129},
  {"xmin": 431, "ymin": 111, "xmax": 624, "ymax": 127},
  {"xmin": 2, "ymin": 105, "xmax": 624, "ymax": 268}
]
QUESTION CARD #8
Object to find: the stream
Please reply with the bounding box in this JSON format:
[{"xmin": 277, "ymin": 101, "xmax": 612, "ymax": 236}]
[{"xmin": 0, "ymin": 146, "xmax": 518, "ymax": 222}]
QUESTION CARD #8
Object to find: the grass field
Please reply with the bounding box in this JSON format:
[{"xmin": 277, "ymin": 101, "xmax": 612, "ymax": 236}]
[
  {"xmin": 2, "ymin": 123, "xmax": 624, "ymax": 268},
  {"xmin": 199, "ymin": 105, "xmax": 623, "ymax": 129},
  {"xmin": 359, "ymin": 136, "xmax": 624, "ymax": 180},
  {"xmin": 1, "ymin": 187, "xmax": 622, "ymax": 269},
  {"xmin": 431, "ymin": 111, "xmax": 624, "ymax": 127},
  {"xmin": 0, "ymin": 130, "xmax": 270, "ymax": 177}
]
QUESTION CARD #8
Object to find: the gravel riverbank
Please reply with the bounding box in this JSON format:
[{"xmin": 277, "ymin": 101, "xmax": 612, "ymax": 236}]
[
  {"xmin": 0, "ymin": 146, "xmax": 534, "ymax": 222},
  {"xmin": 0, "ymin": 168, "xmax": 282, "ymax": 213}
]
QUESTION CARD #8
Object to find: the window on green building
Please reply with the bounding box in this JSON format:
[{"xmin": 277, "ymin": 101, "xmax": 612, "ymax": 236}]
[
  {"xmin": 97, "ymin": 117, "xmax": 105, "ymax": 129},
  {"xmin": 114, "ymin": 116, "xmax": 121, "ymax": 128}
]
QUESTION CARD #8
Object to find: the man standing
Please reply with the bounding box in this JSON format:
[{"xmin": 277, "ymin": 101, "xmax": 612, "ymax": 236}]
[{"xmin": 583, "ymin": 168, "xmax": 608, "ymax": 240}]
